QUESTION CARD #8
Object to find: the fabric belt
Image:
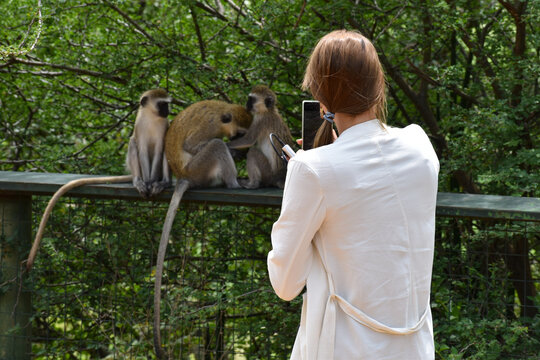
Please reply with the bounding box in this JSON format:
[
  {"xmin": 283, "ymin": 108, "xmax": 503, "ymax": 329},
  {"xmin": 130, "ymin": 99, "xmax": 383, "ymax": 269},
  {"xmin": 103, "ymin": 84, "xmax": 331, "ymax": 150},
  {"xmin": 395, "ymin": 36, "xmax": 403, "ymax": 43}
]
[{"xmin": 317, "ymin": 257, "xmax": 429, "ymax": 359}]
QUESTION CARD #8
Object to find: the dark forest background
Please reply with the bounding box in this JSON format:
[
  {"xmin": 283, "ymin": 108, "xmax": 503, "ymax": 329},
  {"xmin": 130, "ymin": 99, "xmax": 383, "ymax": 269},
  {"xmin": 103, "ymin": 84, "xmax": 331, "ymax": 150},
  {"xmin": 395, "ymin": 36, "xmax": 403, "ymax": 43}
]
[{"xmin": 0, "ymin": 1, "xmax": 538, "ymax": 359}]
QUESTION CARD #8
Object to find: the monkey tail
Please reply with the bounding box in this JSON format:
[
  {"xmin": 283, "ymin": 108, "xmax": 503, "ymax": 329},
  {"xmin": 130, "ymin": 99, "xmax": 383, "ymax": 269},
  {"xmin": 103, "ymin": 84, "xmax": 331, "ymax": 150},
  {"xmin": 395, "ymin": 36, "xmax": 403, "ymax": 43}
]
[
  {"xmin": 153, "ymin": 179, "xmax": 189, "ymax": 360},
  {"xmin": 26, "ymin": 175, "xmax": 133, "ymax": 271}
]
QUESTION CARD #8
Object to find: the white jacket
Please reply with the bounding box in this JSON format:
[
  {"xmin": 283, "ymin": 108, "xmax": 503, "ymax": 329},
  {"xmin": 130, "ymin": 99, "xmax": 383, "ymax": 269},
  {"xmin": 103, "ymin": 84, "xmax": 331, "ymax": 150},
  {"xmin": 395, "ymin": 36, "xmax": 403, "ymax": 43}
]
[{"xmin": 268, "ymin": 119, "xmax": 439, "ymax": 359}]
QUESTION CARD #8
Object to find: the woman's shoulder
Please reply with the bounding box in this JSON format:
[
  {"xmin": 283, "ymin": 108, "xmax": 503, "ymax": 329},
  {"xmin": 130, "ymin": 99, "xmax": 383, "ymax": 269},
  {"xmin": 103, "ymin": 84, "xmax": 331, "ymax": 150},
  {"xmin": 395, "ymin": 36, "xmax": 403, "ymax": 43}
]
[
  {"xmin": 386, "ymin": 123, "xmax": 427, "ymax": 137},
  {"xmin": 386, "ymin": 123, "xmax": 434, "ymax": 147},
  {"xmin": 288, "ymin": 145, "xmax": 334, "ymax": 179},
  {"xmin": 292, "ymin": 144, "xmax": 332, "ymax": 166},
  {"xmin": 386, "ymin": 123, "xmax": 439, "ymax": 169}
]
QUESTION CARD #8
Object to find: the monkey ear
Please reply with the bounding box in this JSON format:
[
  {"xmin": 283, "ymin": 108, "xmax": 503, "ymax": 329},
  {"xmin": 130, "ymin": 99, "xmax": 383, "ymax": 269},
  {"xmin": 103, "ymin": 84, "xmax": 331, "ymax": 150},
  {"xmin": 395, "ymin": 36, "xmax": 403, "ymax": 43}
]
[
  {"xmin": 140, "ymin": 96, "xmax": 149, "ymax": 107},
  {"xmin": 264, "ymin": 96, "xmax": 274, "ymax": 109},
  {"xmin": 221, "ymin": 113, "xmax": 232, "ymax": 123}
]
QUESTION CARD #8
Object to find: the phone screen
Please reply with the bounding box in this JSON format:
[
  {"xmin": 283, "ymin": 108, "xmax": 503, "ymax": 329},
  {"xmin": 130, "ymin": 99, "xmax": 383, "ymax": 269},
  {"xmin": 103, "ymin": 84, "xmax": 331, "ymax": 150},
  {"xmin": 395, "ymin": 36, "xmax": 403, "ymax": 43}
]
[{"xmin": 301, "ymin": 100, "xmax": 322, "ymax": 150}]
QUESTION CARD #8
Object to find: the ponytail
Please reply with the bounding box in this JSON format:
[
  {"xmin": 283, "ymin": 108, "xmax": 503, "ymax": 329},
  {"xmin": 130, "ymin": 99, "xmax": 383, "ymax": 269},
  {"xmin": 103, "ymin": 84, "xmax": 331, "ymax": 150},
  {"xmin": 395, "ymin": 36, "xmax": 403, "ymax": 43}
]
[{"xmin": 313, "ymin": 118, "xmax": 335, "ymax": 148}]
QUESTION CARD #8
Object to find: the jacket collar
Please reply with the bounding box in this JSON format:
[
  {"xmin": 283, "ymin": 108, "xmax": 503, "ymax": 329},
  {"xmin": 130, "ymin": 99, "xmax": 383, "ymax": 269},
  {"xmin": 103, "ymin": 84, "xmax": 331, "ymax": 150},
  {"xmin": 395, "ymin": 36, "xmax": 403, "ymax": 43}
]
[{"xmin": 335, "ymin": 119, "xmax": 387, "ymax": 144}]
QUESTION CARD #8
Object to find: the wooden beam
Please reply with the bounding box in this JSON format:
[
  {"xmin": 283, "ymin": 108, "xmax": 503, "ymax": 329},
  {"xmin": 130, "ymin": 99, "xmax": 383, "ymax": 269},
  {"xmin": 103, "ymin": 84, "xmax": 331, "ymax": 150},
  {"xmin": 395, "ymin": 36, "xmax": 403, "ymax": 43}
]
[
  {"xmin": 0, "ymin": 171, "xmax": 539, "ymax": 220},
  {"xmin": 0, "ymin": 171, "xmax": 284, "ymax": 207}
]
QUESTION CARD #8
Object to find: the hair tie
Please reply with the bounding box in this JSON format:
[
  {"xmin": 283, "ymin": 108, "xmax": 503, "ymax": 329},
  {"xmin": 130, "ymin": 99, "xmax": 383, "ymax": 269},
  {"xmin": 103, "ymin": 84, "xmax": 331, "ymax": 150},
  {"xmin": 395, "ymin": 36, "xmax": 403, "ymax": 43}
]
[{"xmin": 323, "ymin": 111, "xmax": 335, "ymax": 124}]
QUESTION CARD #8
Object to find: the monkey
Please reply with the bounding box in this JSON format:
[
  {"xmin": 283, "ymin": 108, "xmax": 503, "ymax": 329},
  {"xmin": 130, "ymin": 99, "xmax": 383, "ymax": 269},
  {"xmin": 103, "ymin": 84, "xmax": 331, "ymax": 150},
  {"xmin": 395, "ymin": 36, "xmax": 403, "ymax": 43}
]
[
  {"xmin": 128, "ymin": 88, "xmax": 172, "ymax": 197},
  {"xmin": 152, "ymin": 100, "xmax": 252, "ymax": 359},
  {"xmin": 227, "ymin": 85, "xmax": 294, "ymax": 189},
  {"xmin": 25, "ymin": 89, "xmax": 172, "ymax": 271}
]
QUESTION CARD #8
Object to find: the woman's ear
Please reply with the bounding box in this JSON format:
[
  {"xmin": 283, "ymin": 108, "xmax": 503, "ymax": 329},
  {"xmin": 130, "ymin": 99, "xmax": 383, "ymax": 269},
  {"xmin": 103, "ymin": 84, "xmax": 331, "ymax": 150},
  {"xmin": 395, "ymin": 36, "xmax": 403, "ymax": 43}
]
[{"xmin": 320, "ymin": 103, "xmax": 328, "ymax": 114}]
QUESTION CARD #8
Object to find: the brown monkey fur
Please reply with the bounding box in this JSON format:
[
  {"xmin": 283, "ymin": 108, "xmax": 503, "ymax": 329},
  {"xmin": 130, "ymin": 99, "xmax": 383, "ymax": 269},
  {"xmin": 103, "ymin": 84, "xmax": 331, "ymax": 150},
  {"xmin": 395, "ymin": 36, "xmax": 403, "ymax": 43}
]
[
  {"xmin": 165, "ymin": 100, "xmax": 252, "ymax": 182},
  {"xmin": 153, "ymin": 99, "xmax": 251, "ymax": 359}
]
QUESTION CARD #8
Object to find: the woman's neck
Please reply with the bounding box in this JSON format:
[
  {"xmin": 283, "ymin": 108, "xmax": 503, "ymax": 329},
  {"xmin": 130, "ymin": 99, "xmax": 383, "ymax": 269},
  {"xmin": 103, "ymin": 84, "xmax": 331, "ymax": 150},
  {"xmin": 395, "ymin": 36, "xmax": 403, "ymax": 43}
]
[{"xmin": 333, "ymin": 110, "xmax": 377, "ymax": 134}]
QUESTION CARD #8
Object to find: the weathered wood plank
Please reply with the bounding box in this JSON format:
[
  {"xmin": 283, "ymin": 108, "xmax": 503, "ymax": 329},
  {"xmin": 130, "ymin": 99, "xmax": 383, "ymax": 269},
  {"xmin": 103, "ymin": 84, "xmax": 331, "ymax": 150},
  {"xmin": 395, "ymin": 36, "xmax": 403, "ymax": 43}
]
[
  {"xmin": 0, "ymin": 171, "xmax": 284, "ymax": 207},
  {"xmin": 1, "ymin": 171, "xmax": 539, "ymax": 220},
  {"xmin": 436, "ymin": 192, "xmax": 540, "ymax": 221}
]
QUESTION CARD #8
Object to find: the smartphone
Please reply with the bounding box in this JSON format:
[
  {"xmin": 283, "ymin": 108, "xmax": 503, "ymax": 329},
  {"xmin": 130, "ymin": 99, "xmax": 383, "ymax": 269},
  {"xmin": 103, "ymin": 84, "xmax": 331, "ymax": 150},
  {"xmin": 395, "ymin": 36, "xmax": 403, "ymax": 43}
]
[{"xmin": 301, "ymin": 100, "xmax": 323, "ymax": 150}]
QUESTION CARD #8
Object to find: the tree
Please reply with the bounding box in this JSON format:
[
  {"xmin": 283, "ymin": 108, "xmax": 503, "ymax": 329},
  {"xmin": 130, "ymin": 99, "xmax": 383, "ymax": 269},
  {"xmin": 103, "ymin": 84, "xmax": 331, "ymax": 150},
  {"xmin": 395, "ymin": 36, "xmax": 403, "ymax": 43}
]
[{"xmin": 1, "ymin": 0, "xmax": 538, "ymax": 357}]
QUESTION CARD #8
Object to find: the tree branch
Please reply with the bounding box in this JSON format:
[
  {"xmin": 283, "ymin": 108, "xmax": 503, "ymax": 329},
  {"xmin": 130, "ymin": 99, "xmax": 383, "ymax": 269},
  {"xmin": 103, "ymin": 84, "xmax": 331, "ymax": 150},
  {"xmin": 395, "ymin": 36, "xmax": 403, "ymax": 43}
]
[
  {"xmin": 294, "ymin": 0, "xmax": 307, "ymax": 29},
  {"xmin": 387, "ymin": 83, "xmax": 413, "ymax": 125},
  {"xmin": 405, "ymin": 59, "xmax": 479, "ymax": 105},
  {"xmin": 190, "ymin": 5, "xmax": 207, "ymax": 62},
  {"xmin": 0, "ymin": 69, "xmax": 64, "ymax": 77},
  {"xmin": 104, "ymin": 0, "xmax": 162, "ymax": 48},
  {"xmin": 193, "ymin": 1, "xmax": 298, "ymax": 63},
  {"xmin": 61, "ymin": 83, "xmax": 130, "ymax": 110},
  {"xmin": 498, "ymin": 0, "xmax": 527, "ymax": 107},
  {"xmin": 223, "ymin": 0, "xmax": 263, "ymax": 27},
  {"xmin": 69, "ymin": 107, "xmax": 137, "ymax": 159},
  {"xmin": 6, "ymin": 57, "xmax": 127, "ymax": 84},
  {"xmin": 419, "ymin": 0, "xmax": 432, "ymax": 96},
  {"xmin": 105, "ymin": 1, "xmax": 214, "ymax": 71},
  {"xmin": 373, "ymin": 4, "xmax": 406, "ymax": 42},
  {"xmin": 460, "ymin": 21, "xmax": 505, "ymax": 100}
]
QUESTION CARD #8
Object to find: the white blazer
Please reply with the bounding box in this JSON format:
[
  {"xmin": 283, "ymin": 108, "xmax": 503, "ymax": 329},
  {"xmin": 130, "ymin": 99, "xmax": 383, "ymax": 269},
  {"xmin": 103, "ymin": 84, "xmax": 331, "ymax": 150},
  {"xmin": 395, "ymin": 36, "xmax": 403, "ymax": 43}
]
[{"xmin": 268, "ymin": 119, "xmax": 439, "ymax": 360}]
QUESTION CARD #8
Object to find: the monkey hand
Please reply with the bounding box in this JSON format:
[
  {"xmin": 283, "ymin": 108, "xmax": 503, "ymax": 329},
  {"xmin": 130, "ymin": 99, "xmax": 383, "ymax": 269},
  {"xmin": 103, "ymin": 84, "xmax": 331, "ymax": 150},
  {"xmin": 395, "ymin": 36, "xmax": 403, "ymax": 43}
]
[
  {"xmin": 150, "ymin": 180, "xmax": 171, "ymax": 197},
  {"xmin": 239, "ymin": 178, "xmax": 259, "ymax": 189},
  {"xmin": 133, "ymin": 176, "xmax": 150, "ymax": 198}
]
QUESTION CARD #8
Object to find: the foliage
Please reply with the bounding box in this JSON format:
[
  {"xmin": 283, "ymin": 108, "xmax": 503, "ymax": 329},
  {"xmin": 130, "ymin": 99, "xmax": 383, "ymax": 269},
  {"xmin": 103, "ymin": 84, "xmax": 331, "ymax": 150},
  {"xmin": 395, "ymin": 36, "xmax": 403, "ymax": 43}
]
[
  {"xmin": 1, "ymin": 198, "xmax": 533, "ymax": 359},
  {"xmin": 0, "ymin": 0, "xmax": 538, "ymax": 359},
  {"xmin": 432, "ymin": 218, "xmax": 540, "ymax": 359},
  {"xmin": 434, "ymin": 316, "xmax": 540, "ymax": 359},
  {"xmin": 24, "ymin": 198, "xmax": 299, "ymax": 359},
  {"xmin": 0, "ymin": 0, "xmax": 536, "ymax": 196},
  {"xmin": 0, "ymin": 0, "xmax": 43, "ymax": 59}
]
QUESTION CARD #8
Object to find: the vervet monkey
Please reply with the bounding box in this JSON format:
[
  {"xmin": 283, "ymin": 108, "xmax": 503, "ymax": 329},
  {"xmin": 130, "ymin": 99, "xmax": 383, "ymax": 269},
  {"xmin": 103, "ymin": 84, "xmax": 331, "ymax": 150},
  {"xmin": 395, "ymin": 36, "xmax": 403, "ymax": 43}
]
[
  {"xmin": 26, "ymin": 89, "xmax": 171, "ymax": 271},
  {"xmin": 227, "ymin": 85, "xmax": 294, "ymax": 189},
  {"xmin": 153, "ymin": 100, "xmax": 251, "ymax": 359},
  {"xmin": 128, "ymin": 88, "xmax": 172, "ymax": 197}
]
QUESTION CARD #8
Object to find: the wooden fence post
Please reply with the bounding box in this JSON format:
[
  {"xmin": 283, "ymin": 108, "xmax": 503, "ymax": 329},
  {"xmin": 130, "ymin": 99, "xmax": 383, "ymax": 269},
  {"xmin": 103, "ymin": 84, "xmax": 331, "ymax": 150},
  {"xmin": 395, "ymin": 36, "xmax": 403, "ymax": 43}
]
[{"xmin": 0, "ymin": 195, "xmax": 32, "ymax": 360}]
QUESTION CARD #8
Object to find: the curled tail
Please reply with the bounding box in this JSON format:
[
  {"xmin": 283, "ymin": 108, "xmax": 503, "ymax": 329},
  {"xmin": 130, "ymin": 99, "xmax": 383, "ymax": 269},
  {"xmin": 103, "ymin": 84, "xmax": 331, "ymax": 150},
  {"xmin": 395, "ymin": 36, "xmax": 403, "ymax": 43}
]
[
  {"xmin": 153, "ymin": 179, "xmax": 189, "ymax": 360},
  {"xmin": 26, "ymin": 175, "xmax": 133, "ymax": 271}
]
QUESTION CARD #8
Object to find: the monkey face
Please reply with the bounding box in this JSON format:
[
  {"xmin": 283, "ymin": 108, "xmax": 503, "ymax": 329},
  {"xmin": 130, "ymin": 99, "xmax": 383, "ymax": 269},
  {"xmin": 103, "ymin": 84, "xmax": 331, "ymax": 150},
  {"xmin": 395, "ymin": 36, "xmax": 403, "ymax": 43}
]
[
  {"xmin": 219, "ymin": 113, "xmax": 241, "ymax": 138},
  {"xmin": 246, "ymin": 95, "xmax": 255, "ymax": 112},
  {"xmin": 157, "ymin": 101, "xmax": 170, "ymax": 118},
  {"xmin": 247, "ymin": 91, "xmax": 275, "ymax": 115},
  {"xmin": 264, "ymin": 96, "xmax": 275, "ymax": 109},
  {"xmin": 139, "ymin": 89, "xmax": 171, "ymax": 119}
]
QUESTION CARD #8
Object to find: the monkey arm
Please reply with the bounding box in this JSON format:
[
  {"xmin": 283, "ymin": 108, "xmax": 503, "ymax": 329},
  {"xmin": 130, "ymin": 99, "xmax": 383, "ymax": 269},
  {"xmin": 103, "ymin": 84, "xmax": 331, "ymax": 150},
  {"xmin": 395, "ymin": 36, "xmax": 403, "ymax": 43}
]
[
  {"xmin": 150, "ymin": 141, "xmax": 165, "ymax": 181},
  {"xmin": 227, "ymin": 126, "xmax": 260, "ymax": 149},
  {"xmin": 227, "ymin": 138, "xmax": 254, "ymax": 150},
  {"xmin": 127, "ymin": 137, "xmax": 150, "ymax": 197},
  {"xmin": 127, "ymin": 137, "xmax": 141, "ymax": 178}
]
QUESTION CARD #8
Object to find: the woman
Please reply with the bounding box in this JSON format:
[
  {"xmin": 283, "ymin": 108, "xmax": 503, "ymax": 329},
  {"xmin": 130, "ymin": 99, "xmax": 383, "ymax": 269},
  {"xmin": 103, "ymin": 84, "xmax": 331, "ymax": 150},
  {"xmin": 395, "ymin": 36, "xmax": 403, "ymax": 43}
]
[{"xmin": 267, "ymin": 30, "xmax": 439, "ymax": 359}]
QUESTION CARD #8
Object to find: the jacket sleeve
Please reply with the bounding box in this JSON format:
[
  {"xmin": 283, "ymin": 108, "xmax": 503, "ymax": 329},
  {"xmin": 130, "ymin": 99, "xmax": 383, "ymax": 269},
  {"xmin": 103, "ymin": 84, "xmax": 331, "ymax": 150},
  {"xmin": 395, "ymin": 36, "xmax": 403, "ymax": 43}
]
[{"xmin": 267, "ymin": 156, "xmax": 326, "ymax": 301}]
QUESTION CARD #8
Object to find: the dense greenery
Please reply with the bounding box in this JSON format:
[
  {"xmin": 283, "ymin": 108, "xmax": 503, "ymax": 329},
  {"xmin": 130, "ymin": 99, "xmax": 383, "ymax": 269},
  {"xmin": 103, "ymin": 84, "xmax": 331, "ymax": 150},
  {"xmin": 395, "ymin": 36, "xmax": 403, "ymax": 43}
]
[
  {"xmin": 17, "ymin": 198, "xmax": 538, "ymax": 359},
  {"xmin": 0, "ymin": 0, "xmax": 538, "ymax": 359},
  {"xmin": 25, "ymin": 199, "xmax": 297, "ymax": 359}
]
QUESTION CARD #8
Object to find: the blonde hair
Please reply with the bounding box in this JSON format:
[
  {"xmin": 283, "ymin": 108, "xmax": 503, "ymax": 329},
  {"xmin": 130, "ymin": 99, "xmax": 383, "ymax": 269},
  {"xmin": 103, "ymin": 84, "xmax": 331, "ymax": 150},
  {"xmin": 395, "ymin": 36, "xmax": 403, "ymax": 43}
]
[{"xmin": 303, "ymin": 30, "xmax": 387, "ymax": 147}]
